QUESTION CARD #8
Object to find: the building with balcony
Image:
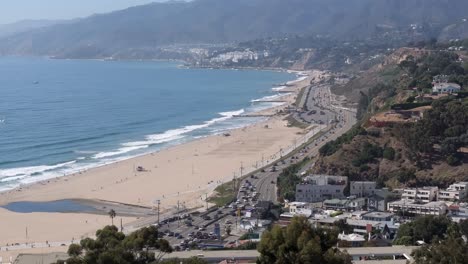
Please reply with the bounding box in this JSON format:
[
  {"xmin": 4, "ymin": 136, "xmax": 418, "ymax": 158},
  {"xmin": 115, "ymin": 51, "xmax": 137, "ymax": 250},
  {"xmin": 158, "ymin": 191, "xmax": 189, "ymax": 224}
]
[
  {"xmin": 387, "ymin": 200, "xmax": 448, "ymax": 216},
  {"xmin": 401, "ymin": 187, "xmax": 438, "ymax": 203},
  {"xmin": 296, "ymin": 175, "xmax": 348, "ymax": 203},
  {"xmin": 438, "ymin": 182, "xmax": 468, "ymax": 202},
  {"xmin": 350, "ymin": 181, "xmax": 377, "ymax": 197}
]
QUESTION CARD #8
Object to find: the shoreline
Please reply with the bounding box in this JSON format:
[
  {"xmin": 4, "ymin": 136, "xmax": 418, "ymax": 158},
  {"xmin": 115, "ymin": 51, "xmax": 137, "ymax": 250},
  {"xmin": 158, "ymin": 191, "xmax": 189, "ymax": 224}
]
[
  {"xmin": 0, "ymin": 68, "xmax": 327, "ymax": 258},
  {"xmin": 0, "ymin": 63, "xmax": 302, "ymax": 194},
  {"xmin": 0, "ymin": 71, "xmax": 313, "ymax": 204}
]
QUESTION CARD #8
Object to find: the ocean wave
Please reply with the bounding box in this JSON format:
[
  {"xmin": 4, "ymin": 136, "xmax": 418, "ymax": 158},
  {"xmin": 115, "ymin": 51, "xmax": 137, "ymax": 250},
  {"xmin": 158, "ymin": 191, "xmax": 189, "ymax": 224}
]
[
  {"xmin": 272, "ymin": 86, "xmax": 287, "ymax": 91},
  {"xmin": 0, "ymin": 160, "xmax": 77, "ymax": 179},
  {"xmin": 96, "ymin": 109, "xmax": 245, "ymax": 159},
  {"xmin": 286, "ymin": 76, "xmax": 307, "ymax": 85},
  {"xmin": 92, "ymin": 146, "xmax": 148, "ymax": 159},
  {"xmin": 251, "ymin": 93, "xmax": 290, "ymax": 103}
]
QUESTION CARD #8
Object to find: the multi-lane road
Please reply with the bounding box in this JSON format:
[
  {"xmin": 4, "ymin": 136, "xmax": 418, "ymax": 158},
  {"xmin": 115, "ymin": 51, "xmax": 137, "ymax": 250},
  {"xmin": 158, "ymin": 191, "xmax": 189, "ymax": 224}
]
[{"xmin": 236, "ymin": 83, "xmax": 356, "ymax": 205}]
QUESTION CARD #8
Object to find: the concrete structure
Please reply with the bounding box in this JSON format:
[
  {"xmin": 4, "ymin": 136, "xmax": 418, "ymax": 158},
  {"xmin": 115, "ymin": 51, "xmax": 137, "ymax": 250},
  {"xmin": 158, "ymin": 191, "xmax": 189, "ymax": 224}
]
[
  {"xmin": 387, "ymin": 200, "xmax": 448, "ymax": 216},
  {"xmin": 401, "ymin": 187, "xmax": 438, "ymax": 203},
  {"xmin": 432, "ymin": 83, "xmax": 461, "ymax": 94},
  {"xmin": 351, "ymin": 181, "xmax": 377, "ymax": 197},
  {"xmin": 344, "ymin": 246, "xmax": 418, "ymax": 263},
  {"xmin": 346, "ymin": 218, "xmax": 398, "ymax": 236},
  {"xmin": 338, "ymin": 233, "xmax": 365, "ymax": 247},
  {"xmin": 296, "ymin": 175, "xmax": 347, "ymax": 202},
  {"xmin": 438, "ymin": 182, "xmax": 468, "ymax": 202},
  {"xmin": 287, "ymin": 202, "xmax": 313, "ymax": 217},
  {"xmin": 323, "ymin": 197, "xmax": 366, "ymax": 211},
  {"xmin": 362, "ymin": 212, "xmax": 394, "ymax": 222}
]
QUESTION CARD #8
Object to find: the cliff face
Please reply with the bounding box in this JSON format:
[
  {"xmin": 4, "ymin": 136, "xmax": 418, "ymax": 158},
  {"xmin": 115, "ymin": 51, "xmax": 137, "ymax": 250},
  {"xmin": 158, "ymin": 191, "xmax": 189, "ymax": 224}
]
[
  {"xmin": 315, "ymin": 48, "xmax": 468, "ymax": 189},
  {"xmin": 312, "ymin": 129, "xmax": 468, "ymax": 189}
]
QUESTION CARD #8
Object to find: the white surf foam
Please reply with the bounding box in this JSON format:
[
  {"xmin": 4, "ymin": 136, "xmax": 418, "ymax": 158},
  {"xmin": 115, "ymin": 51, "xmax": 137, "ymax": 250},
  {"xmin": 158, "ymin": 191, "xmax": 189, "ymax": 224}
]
[
  {"xmin": 286, "ymin": 76, "xmax": 307, "ymax": 85},
  {"xmin": 0, "ymin": 160, "xmax": 77, "ymax": 179},
  {"xmin": 272, "ymin": 86, "xmax": 287, "ymax": 91},
  {"xmin": 94, "ymin": 109, "xmax": 246, "ymax": 160},
  {"xmin": 251, "ymin": 93, "xmax": 291, "ymax": 103}
]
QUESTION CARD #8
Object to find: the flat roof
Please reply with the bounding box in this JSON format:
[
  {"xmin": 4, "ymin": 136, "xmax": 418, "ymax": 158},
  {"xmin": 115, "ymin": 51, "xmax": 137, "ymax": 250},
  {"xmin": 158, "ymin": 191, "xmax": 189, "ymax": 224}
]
[
  {"xmin": 344, "ymin": 246, "xmax": 418, "ymax": 257},
  {"xmin": 389, "ymin": 200, "xmax": 447, "ymax": 207},
  {"xmin": 363, "ymin": 211, "xmax": 394, "ymax": 218}
]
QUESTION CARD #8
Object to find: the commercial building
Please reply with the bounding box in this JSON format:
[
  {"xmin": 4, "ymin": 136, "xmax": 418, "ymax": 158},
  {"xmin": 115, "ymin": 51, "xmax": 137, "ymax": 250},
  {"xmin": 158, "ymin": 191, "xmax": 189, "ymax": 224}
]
[
  {"xmin": 296, "ymin": 175, "xmax": 348, "ymax": 202},
  {"xmin": 438, "ymin": 182, "xmax": 468, "ymax": 202},
  {"xmin": 362, "ymin": 212, "xmax": 394, "ymax": 222},
  {"xmin": 401, "ymin": 187, "xmax": 438, "ymax": 203},
  {"xmin": 350, "ymin": 181, "xmax": 377, "ymax": 197},
  {"xmin": 387, "ymin": 200, "xmax": 448, "ymax": 216},
  {"xmin": 432, "ymin": 83, "xmax": 461, "ymax": 94}
]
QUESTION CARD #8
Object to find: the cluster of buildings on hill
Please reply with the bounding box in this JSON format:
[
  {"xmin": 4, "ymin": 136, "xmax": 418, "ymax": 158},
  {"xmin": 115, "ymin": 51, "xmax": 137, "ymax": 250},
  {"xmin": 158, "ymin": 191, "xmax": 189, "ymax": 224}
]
[
  {"xmin": 283, "ymin": 174, "xmax": 468, "ymax": 247},
  {"xmin": 209, "ymin": 49, "xmax": 270, "ymax": 64},
  {"xmin": 431, "ymin": 74, "xmax": 462, "ymax": 94}
]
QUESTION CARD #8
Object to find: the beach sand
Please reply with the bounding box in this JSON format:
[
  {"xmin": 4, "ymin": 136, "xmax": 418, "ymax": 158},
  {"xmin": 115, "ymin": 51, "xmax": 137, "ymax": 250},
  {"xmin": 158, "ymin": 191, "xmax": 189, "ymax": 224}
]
[{"xmin": 0, "ymin": 70, "xmax": 326, "ymax": 257}]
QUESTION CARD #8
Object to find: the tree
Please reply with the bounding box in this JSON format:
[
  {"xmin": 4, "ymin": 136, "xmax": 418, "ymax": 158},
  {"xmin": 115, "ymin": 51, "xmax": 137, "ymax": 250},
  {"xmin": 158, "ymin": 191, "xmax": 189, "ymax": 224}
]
[
  {"xmin": 257, "ymin": 216, "xmax": 351, "ymax": 264},
  {"xmin": 109, "ymin": 209, "xmax": 116, "ymax": 226},
  {"xmin": 56, "ymin": 225, "xmax": 172, "ymax": 264},
  {"xmin": 412, "ymin": 237, "xmax": 468, "ymax": 264},
  {"xmin": 393, "ymin": 216, "xmax": 451, "ymax": 245},
  {"xmin": 67, "ymin": 244, "xmax": 83, "ymax": 258},
  {"xmin": 383, "ymin": 147, "xmax": 396, "ymax": 160},
  {"xmin": 225, "ymin": 225, "xmax": 232, "ymax": 236}
]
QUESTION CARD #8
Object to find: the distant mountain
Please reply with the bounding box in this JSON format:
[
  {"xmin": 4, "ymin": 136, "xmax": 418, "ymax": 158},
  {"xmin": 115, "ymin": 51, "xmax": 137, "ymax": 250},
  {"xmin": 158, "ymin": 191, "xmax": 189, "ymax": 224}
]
[
  {"xmin": 1, "ymin": 0, "xmax": 468, "ymax": 58},
  {"xmin": 0, "ymin": 19, "xmax": 64, "ymax": 38}
]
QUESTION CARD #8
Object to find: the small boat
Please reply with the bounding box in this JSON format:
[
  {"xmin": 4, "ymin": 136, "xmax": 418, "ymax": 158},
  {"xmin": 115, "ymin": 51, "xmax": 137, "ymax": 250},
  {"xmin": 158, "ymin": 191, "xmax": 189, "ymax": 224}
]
[{"xmin": 33, "ymin": 81, "xmax": 39, "ymax": 85}]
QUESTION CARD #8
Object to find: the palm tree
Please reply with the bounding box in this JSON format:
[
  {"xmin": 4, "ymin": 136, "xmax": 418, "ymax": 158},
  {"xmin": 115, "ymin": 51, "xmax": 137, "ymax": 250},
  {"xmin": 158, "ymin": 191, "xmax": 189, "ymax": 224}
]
[{"xmin": 108, "ymin": 209, "xmax": 116, "ymax": 226}]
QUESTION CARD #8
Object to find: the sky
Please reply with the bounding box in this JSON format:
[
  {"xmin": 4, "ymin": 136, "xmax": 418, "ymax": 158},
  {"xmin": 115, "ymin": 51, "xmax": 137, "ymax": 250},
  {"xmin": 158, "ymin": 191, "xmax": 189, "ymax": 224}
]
[{"xmin": 0, "ymin": 0, "xmax": 171, "ymax": 24}]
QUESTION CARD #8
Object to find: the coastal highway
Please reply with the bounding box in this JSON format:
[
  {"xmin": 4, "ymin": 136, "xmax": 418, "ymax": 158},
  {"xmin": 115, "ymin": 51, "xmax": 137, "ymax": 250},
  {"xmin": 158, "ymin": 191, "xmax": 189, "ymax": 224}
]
[{"xmin": 236, "ymin": 83, "xmax": 356, "ymax": 205}]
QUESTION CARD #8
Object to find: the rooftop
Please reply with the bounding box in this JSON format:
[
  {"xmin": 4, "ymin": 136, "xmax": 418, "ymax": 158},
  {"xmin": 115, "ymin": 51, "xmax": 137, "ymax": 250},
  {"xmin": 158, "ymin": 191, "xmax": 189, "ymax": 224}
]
[
  {"xmin": 363, "ymin": 211, "xmax": 394, "ymax": 219},
  {"xmin": 338, "ymin": 233, "xmax": 365, "ymax": 242}
]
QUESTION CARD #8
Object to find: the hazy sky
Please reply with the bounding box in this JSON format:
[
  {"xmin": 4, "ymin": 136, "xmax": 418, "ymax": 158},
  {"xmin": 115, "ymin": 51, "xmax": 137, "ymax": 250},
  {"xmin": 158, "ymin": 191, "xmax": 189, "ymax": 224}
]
[{"xmin": 0, "ymin": 0, "xmax": 169, "ymax": 24}]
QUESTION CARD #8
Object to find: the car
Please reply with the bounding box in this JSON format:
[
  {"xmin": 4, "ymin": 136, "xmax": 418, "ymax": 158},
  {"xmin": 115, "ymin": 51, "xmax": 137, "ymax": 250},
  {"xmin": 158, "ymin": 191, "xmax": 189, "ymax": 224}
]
[
  {"xmin": 177, "ymin": 235, "xmax": 184, "ymax": 239},
  {"xmin": 168, "ymin": 232, "xmax": 175, "ymax": 237},
  {"xmin": 203, "ymin": 215, "xmax": 211, "ymax": 221},
  {"xmin": 270, "ymin": 166, "xmax": 277, "ymax": 172},
  {"xmin": 198, "ymin": 227, "xmax": 206, "ymax": 231},
  {"xmin": 225, "ymin": 220, "xmax": 233, "ymax": 225}
]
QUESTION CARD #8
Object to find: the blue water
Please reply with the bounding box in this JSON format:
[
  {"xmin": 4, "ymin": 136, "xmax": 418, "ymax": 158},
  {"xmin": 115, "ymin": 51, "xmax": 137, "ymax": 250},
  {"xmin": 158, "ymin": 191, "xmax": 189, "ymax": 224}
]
[
  {"xmin": 0, "ymin": 57, "xmax": 295, "ymax": 191},
  {"xmin": 2, "ymin": 200, "xmax": 97, "ymax": 213}
]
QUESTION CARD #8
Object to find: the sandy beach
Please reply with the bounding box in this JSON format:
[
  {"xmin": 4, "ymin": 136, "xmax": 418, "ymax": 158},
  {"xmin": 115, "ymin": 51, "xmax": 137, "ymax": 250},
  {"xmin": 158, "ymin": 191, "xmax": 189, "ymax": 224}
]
[{"xmin": 0, "ymin": 70, "xmax": 326, "ymax": 257}]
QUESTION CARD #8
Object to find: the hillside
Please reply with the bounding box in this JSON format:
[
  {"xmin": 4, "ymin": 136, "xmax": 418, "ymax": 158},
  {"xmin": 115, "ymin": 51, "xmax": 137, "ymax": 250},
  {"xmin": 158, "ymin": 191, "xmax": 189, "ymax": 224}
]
[
  {"xmin": 313, "ymin": 47, "xmax": 468, "ymax": 189},
  {"xmin": 0, "ymin": 19, "xmax": 65, "ymax": 38},
  {"xmin": 1, "ymin": 0, "xmax": 468, "ymax": 58}
]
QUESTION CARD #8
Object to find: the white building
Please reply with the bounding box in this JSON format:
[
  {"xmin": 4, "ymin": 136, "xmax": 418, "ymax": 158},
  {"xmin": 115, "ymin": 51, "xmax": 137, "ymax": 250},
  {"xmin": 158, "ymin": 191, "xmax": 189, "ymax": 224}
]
[
  {"xmin": 350, "ymin": 181, "xmax": 377, "ymax": 197},
  {"xmin": 296, "ymin": 175, "xmax": 348, "ymax": 203},
  {"xmin": 338, "ymin": 233, "xmax": 365, "ymax": 247},
  {"xmin": 432, "ymin": 83, "xmax": 461, "ymax": 94},
  {"xmin": 286, "ymin": 202, "xmax": 313, "ymax": 217},
  {"xmin": 387, "ymin": 200, "xmax": 448, "ymax": 216},
  {"xmin": 401, "ymin": 187, "xmax": 438, "ymax": 203},
  {"xmin": 438, "ymin": 182, "xmax": 468, "ymax": 202}
]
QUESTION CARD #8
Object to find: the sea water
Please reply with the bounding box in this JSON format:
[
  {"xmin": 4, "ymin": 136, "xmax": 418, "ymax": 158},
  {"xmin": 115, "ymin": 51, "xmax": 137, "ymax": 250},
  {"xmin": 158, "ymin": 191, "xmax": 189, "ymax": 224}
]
[{"xmin": 0, "ymin": 57, "xmax": 296, "ymax": 191}]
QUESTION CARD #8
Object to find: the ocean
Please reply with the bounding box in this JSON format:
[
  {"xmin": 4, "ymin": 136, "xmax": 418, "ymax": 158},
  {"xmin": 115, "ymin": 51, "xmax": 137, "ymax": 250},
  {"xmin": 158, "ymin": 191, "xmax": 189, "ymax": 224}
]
[{"xmin": 0, "ymin": 57, "xmax": 296, "ymax": 191}]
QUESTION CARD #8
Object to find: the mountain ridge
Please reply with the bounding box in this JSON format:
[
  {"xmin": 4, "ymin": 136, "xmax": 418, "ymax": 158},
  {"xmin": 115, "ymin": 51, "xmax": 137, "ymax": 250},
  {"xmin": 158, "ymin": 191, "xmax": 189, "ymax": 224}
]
[{"xmin": 1, "ymin": 0, "xmax": 468, "ymax": 58}]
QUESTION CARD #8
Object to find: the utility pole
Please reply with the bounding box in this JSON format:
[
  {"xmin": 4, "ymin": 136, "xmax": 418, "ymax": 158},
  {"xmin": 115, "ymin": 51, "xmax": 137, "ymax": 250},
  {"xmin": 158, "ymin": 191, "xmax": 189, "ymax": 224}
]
[
  {"xmin": 205, "ymin": 193, "xmax": 208, "ymax": 211},
  {"xmin": 156, "ymin": 200, "xmax": 161, "ymax": 225},
  {"xmin": 177, "ymin": 201, "xmax": 180, "ymax": 227}
]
